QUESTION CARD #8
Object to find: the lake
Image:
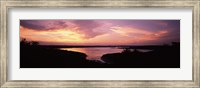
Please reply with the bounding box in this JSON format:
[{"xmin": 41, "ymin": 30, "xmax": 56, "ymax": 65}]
[
  {"xmin": 60, "ymin": 47, "xmax": 153, "ymax": 61},
  {"xmin": 60, "ymin": 47, "xmax": 123, "ymax": 61}
]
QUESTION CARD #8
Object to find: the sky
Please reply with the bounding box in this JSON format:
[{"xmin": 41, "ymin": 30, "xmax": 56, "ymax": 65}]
[{"xmin": 20, "ymin": 20, "xmax": 180, "ymax": 45}]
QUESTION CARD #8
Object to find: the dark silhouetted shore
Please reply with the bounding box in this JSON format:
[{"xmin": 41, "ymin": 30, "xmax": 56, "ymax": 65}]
[
  {"xmin": 20, "ymin": 39, "xmax": 180, "ymax": 68},
  {"xmin": 101, "ymin": 42, "xmax": 180, "ymax": 68}
]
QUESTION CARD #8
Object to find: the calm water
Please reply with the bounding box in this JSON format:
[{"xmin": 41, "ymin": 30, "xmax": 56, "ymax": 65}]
[
  {"xmin": 60, "ymin": 47, "xmax": 152, "ymax": 61},
  {"xmin": 60, "ymin": 47, "xmax": 123, "ymax": 61}
]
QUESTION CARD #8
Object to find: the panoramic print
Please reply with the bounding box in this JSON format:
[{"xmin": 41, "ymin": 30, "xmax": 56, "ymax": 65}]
[{"xmin": 20, "ymin": 20, "xmax": 180, "ymax": 68}]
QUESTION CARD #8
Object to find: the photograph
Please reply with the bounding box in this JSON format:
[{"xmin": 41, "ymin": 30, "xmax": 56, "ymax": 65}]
[{"xmin": 20, "ymin": 20, "xmax": 180, "ymax": 68}]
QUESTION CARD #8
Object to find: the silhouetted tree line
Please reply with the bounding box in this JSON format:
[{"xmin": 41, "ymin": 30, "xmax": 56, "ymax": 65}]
[{"xmin": 21, "ymin": 38, "xmax": 39, "ymax": 46}]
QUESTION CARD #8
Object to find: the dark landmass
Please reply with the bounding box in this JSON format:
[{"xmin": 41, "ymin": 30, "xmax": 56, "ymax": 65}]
[
  {"xmin": 20, "ymin": 39, "xmax": 180, "ymax": 68},
  {"xmin": 101, "ymin": 42, "xmax": 180, "ymax": 68},
  {"xmin": 20, "ymin": 39, "xmax": 104, "ymax": 68}
]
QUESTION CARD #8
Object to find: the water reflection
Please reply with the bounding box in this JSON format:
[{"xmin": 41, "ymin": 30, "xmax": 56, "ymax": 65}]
[{"xmin": 60, "ymin": 47, "xmax": 123, "ymax": 60}]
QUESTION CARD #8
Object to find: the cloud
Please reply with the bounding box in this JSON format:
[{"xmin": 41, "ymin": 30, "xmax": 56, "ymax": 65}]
[
  {"xmin": 20, "ymin": 26, "xmax": 85, "ymax": 43},
  {"xmin": 110, "ymin": 26, "xmax": 151, "ymax": 36},
  {"xmin": 71, "ymin": 20, "xmax": 107, "ymax": 38},
  {"xmin": 108, "ymin": 26, "xmax": 169, "ymax": 45},
  {"xmin": 20, "ymin": 20, "xmax": 69, "ymax": 30},
  {"xmin": 20, "ymin": 20, "xmax": 107, "ymax": 39}
]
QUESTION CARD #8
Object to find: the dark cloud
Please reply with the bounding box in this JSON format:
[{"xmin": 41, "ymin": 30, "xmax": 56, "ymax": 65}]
[{"xmin": 20, "ymin": 20, "xmax": 68, "ymax": 30}]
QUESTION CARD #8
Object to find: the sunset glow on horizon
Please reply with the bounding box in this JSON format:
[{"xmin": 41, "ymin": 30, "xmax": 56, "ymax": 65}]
[{"xmin": 20, "ymin": 20, "xmax": 180, "ymax": 45}]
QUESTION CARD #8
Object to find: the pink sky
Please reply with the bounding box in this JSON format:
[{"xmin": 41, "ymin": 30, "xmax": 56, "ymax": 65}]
[{"xmin": 20, "ymin": 20, "xmax": 180, "ymax": 45}]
